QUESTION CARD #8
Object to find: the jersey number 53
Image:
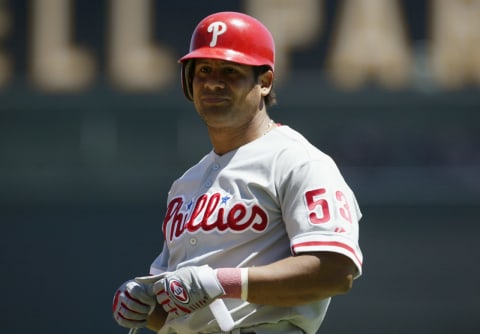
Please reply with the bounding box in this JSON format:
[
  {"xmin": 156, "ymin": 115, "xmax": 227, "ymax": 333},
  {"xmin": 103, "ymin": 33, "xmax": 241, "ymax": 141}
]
[{"xmin": 305, "ymin": 188, "xmax": 353, "ymax": 225}]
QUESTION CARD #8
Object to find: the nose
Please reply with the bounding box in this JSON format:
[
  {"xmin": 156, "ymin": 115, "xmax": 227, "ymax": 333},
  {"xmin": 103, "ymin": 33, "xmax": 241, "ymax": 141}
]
[{"xmin": 204, "ymin": 73, "xmax": 225, "ymax": 91}]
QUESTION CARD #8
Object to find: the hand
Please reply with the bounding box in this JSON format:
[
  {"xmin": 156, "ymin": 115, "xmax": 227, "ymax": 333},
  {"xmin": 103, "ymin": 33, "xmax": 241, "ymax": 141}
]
[
  {"xmin": 112, "ymin": 279, "xmax": 156, "ymax": 329},
  {"xmin": 152, "ymin": 265, "xmax": 225, "ymax": 317}
]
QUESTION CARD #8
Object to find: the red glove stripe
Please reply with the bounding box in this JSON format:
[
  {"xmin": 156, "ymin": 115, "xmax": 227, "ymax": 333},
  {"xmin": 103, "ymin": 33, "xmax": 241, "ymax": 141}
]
[
  {"xmin": 117, "ymin": 312, "xmax": 144, "ymax": 323},
  {"xmin": 125, "ymin": 290, "xmax": 150, "ymax": 307},
  {"xmin": 156, "ymin": 288, "xmax": 166, "ymax": 296},
  {"xmin": 120, "ymin": 302, "xmax": 144, "ymax": 315},
  {"xmin": 176, "ymin": 303, "xmax": 192, "ymax": 314},
  {"xmin": 112, "ymin": 290, "xmax": 121, "ymax": 312}
]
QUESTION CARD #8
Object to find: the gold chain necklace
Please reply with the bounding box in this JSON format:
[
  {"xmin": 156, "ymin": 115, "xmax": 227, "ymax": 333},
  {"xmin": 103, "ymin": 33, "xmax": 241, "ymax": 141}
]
[{"xmin": 264, "ymin": 119, "xmax": 275, "ymax": 135}]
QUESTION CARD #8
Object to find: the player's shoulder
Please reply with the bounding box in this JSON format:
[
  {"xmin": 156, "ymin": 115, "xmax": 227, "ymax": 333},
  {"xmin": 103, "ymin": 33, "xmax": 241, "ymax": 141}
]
[
  {"xmin": 272, "ymin": 125, "xmax": 334, "ymax": 163},
  {"xmin": 272, "ymin": 125, "xmax": 317, "ymax": 148}
]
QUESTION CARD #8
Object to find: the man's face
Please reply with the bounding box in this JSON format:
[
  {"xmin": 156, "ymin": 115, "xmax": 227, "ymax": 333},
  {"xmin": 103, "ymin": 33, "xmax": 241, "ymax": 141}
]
[{"xmin": 191, "ymin": 59, "xmax": 264, "ymax": 129}]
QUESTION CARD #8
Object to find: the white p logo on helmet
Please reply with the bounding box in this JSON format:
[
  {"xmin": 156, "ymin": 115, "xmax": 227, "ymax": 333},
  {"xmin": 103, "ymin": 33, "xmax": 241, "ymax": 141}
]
[{"xmin": 207, "ymin": 21, "xmax": 227, "ymax": 47}]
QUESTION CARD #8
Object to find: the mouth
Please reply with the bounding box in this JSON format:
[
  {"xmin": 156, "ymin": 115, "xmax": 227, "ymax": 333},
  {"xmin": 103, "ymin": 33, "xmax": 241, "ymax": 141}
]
[{"xmin": 200, "ymin": 95, "xmax": 230, "ymax": 105}]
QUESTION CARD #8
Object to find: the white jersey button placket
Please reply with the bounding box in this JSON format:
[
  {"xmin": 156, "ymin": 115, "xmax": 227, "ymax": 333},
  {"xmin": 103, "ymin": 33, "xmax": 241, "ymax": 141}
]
[{"xmin": 204, "ymin": 162, "xmax": 220, "ymax": 188}]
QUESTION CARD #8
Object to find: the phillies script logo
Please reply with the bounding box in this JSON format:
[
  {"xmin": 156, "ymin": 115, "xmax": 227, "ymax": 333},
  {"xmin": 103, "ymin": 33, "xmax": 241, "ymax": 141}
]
[
  {"xmin": 169, "ymin": 279, "xmax": 189, "ymax": 304},
  {"xmin": 162, "ymin": 192, "xmax": 269, "ymax": 242}
]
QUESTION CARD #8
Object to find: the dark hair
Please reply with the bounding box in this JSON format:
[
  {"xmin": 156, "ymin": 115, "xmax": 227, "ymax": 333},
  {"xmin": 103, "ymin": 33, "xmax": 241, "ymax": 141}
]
[{"xmin": 254, "ymin": 65, "xmax": 277, "ymax": 107}]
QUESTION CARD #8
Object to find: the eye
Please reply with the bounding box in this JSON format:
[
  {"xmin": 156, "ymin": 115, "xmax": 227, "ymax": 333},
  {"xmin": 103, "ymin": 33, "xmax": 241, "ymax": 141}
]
[
  {"xmin": 198, "ymin": 66, "xmax": 211, "ymax": 74},
  {"xmin": 224, "ymin": 67, "xmax": 238, "ymax": 74}
]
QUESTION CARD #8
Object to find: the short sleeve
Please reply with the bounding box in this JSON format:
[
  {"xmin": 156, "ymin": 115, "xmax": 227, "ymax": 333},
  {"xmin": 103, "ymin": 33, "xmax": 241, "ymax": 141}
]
[{"xmin": 279, "ymin": 157, "xmax": 363, "ymax": 277}]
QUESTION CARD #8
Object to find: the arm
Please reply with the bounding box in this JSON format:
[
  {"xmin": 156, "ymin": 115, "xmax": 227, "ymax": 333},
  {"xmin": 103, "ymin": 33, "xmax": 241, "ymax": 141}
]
[
  {"xmin": 246, "ymin": 252, "xmax": 356, "ymax": 306},
  {"xmin": 147, "ymin": 252, "xmax": 356, "ymax": 322}
]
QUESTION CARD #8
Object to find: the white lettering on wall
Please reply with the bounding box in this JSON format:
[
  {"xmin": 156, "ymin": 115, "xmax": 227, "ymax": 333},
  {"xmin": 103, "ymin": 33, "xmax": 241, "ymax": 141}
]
[
  {"xmin": 29, "ymin": 0, "xmax": 96, "ymax": 92},
  {"xmin": 0, "ymin": 1, "xmax": 475, "ymax": 92},
  {"xmin": 107, "ymin": 0, "xmax": 175, "ymax": 91},
  {"xmin": 0, "ymin": 0, "xmax": 12, "ymax": 87},
  {"xmin": 429, "ymin": 0, "xmax": 480, "ymax": 89},
  {"xmin": 327, "ymin": 0, "xmax": 412, "ymax": 90},
  {"xmin": 245, "ymin": 0, "xmax": 323, "ymax": 82}
]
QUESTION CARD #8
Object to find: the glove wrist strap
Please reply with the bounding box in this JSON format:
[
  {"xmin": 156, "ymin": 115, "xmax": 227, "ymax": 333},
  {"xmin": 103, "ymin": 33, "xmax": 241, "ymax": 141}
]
[{"xmin": 197, "ymin": 265, "xmax": 226, "ymax": 298}]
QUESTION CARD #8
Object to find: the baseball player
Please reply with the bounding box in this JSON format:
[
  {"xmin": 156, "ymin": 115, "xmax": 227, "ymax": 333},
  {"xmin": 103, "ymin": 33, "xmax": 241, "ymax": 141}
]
[{"xmin": 112, "ymin": 11, "xmax": 363, "ymax": 334}]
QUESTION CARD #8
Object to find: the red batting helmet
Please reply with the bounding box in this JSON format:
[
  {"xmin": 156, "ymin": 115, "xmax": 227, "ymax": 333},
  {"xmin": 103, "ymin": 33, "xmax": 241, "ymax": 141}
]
[{"xmin": 179, "ymin": 11, "xmax": 275, "ymax": 100}]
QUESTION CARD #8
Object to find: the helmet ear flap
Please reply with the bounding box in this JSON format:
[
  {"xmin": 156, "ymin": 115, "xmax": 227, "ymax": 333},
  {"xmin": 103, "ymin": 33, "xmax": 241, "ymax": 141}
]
[{"xmin": 181, "ymin": 60, "xmax": 194, "ymax": 101}]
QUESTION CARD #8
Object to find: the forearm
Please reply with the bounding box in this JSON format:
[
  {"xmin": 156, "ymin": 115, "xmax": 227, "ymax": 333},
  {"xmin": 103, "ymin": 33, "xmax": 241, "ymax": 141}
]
[
  {"xmin": 245, "ymin": 253, "xmax": 355, "ymax": 306},
  {"xmin": 141, "ymin": 252, "xmax": 356, "ymax": 329}
]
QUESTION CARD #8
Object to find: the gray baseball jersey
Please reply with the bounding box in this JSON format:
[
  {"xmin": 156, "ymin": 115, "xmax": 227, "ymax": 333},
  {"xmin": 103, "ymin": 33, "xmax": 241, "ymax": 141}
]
[{"xmin": 150, "ymin": 125, "xmax": 363, "ymax": 334}]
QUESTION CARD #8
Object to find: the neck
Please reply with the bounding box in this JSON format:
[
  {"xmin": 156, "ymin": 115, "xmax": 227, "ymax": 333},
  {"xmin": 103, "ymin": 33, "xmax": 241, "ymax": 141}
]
[{"xmin": 208, "ymin": 114, "xmax": 275, "ymax": 155}]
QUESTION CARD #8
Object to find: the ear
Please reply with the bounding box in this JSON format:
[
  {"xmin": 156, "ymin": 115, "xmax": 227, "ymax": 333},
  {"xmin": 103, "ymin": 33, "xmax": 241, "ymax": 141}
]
[{"xmin": 259, "ymin": 70, "xmax": 274, "ymax": 96}]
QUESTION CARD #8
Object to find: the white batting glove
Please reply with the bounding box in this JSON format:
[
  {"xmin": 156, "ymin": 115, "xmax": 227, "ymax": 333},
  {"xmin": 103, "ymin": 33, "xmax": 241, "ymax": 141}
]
[
  {"xmin": 112, "ymin": 279, "xmax": 156, "ymax": 329},
  {"xmin": 152, "ymin": 265, "xmax": 225, "ymax": 318}
]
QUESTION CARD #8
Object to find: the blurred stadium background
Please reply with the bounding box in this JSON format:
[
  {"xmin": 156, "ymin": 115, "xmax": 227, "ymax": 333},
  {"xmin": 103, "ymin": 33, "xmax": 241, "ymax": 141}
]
[{"xmin": 0, "ymin": 1, "xmax": 479, "ymax": 334}]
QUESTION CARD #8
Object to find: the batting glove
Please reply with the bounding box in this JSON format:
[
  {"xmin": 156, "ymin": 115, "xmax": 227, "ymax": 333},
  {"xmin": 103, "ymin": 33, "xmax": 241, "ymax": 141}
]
[
  {"xmin": 152, "ymin": 265, "xmax": 225, "ymax": 317},
  {"xmin": 112, "ymin": 279, "xmax": 156, "ymax": 329}
]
